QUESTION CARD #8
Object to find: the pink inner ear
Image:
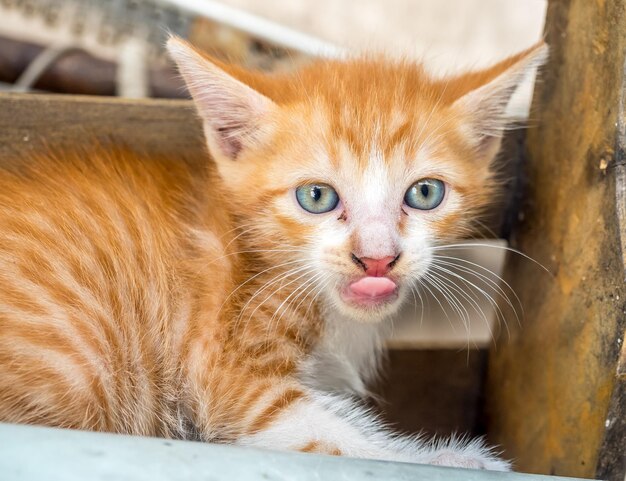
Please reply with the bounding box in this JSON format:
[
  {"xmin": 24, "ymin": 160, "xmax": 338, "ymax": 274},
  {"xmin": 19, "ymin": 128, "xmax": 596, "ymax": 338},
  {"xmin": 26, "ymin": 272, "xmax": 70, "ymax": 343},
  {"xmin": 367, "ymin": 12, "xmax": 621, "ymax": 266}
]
[
  {"xmin": 202, "ymin": 93, "xmax": 258, "ymax": 160},
  {"xmin": 166, "ymin": 37, "xmax": 273, "ymax": 161},
  {"xmin": 215, "ymin": 125, "xmax": 244, "ymax": 159}
]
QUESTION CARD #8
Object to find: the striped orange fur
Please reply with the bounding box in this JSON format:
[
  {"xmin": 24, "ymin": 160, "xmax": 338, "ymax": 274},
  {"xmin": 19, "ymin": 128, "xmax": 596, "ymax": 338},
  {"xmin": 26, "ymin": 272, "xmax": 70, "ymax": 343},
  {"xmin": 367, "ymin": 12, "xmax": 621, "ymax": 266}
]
[{"xmin": 0, "ymin": 37, "xmax": 547, "ymax": 469}]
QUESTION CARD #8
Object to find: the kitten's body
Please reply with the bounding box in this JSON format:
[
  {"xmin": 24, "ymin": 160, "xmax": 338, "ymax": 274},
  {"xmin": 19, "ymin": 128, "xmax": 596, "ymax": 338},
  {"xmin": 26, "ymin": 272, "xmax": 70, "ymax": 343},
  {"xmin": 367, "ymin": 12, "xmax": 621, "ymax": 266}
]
[{"xmin": 0, "ymin": 39, "xmax": 546, "ymax": 469}]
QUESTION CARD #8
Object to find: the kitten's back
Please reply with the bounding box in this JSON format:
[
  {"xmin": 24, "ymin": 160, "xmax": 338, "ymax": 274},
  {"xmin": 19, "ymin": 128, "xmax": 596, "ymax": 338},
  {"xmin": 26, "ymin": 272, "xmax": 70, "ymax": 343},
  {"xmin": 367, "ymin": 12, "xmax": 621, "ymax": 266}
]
[{"xmin": 0, "ymin": 147, "xmax": 228, "ymax": 435}]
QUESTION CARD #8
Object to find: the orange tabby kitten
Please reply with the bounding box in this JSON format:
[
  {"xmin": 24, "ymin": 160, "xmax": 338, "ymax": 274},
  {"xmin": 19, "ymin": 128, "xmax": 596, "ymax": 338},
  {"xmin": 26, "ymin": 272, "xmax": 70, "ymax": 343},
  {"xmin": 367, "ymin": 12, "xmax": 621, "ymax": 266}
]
[{"xmin": 0, "ymin": 37, "xmax": 546, "ymax": 470}]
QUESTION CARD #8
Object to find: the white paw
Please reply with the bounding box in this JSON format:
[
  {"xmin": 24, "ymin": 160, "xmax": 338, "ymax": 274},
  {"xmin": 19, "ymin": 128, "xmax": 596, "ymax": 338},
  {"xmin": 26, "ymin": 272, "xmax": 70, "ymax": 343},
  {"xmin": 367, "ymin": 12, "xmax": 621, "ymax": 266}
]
[
  {"xmin": 429, "ymin": 451, "xmax": 510, "ymax": 471},
  {"xmin": 425, "ymin": 438, "xmax": 511, "ymax": 471}
]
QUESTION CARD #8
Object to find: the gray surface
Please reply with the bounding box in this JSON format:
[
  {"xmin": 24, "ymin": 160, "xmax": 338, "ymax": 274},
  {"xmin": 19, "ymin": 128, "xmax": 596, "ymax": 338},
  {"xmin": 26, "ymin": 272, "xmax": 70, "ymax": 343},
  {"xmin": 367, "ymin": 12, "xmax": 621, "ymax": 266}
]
[{"xmin": 0, "ymin": 422, "xmax": 588, "ymax": 481}]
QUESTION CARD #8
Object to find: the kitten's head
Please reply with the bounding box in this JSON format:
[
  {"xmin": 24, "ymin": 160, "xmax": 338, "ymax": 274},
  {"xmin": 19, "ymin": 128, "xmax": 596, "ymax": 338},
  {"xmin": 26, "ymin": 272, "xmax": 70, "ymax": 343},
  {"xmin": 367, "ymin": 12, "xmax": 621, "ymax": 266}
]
[{"xmin": 168, "ymin": 38, "xmax": 547, "ymax": 323}]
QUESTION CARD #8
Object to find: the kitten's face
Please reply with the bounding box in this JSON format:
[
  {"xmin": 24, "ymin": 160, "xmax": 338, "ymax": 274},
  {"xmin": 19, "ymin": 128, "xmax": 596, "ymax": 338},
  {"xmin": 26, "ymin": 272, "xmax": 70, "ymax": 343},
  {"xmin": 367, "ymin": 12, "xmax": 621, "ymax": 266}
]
[
  {"xmin": 224, "ymin": 97, "xmax": 493, "ymax": 322},
  {"xmin": 168, "ymin": 38, "xmax": 547, "ymax": 323}
]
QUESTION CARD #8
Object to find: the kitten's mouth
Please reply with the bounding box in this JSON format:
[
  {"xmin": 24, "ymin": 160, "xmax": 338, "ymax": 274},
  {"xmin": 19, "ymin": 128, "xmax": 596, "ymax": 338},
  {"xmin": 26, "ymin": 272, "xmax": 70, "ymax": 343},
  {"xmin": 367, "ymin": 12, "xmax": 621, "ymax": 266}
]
[{"xmin": 340, "ymin": 276, "xmax": 399, "ymax": 307}]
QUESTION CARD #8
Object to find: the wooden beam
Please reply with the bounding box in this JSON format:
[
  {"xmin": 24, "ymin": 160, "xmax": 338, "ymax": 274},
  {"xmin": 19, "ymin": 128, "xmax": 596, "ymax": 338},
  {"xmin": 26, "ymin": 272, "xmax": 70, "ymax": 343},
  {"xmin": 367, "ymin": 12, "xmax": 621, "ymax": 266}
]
[
  {"xmin": 0, "ymin": 93, "xmax": 204, "ymax": 161},
  {"xmin": 486, "ymin": 1, "xmax": 626, "ymax": 479}
]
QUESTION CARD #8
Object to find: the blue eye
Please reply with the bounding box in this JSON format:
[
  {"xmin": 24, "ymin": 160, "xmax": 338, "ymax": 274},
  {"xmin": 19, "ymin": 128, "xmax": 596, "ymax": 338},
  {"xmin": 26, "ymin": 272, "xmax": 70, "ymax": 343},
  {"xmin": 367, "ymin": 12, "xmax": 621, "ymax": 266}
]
[
  {"xmin": 404, "ymin": 179, "xmax": 445, "ymax": 210},
  {"xmin": 295, "ymin": 184, "xmax": 339, "ymax": 214}
]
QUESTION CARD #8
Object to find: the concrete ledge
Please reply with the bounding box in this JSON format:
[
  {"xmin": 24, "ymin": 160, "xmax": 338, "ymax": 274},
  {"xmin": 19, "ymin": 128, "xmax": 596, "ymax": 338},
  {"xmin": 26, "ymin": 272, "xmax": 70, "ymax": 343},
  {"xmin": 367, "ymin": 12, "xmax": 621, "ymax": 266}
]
[{"xmin": 0, "ymin": 422, "xmax": 588, "ymax": 481}]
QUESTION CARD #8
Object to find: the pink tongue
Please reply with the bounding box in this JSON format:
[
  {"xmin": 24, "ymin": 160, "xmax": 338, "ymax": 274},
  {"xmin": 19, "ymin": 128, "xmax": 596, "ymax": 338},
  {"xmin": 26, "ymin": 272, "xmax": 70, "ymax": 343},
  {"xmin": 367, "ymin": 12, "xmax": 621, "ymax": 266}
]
[{"xmin": 349, "ymin": 277, "xmax": 397, "ymax": 298}]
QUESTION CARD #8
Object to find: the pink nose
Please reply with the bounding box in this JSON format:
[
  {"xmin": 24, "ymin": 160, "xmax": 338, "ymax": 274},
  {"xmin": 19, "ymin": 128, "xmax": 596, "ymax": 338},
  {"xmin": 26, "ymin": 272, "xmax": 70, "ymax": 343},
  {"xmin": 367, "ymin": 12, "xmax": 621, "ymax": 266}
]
[{"xmin": 356, "ymin": 256, "xmax": 398, "ymax": 277}]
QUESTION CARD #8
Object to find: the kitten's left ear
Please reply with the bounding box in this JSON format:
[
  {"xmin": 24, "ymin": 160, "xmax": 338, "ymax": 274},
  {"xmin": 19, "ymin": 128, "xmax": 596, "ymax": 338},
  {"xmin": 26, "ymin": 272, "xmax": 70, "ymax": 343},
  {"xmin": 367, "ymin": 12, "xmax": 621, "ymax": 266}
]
[
  {"xmin": 451, "ymin": 42, "xmax": 548, "ymax": 161},
  {"xmin": 166, "ymin": 36, "xmax": 275, "ymax": 161}
]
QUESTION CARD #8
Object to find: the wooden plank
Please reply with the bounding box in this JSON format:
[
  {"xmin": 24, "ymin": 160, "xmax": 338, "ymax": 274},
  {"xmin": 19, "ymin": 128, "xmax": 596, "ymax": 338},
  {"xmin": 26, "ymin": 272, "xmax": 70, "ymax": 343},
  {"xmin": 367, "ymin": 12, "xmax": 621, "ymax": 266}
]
[
  {"xmin": 0, "ymin": 93, "xmax": 204, "ymax": 161},
  {"xmin": 486, "ymin": 1, "xmax": 626, "ymax": 479},
  {"xmin": 616, "ymin": 51, "xmax": 626, "ymax": 281},
  {"xmin": 0, "ymin": 422, "xmax": 588, "ymax": 481},
  {"xmin": 596, "ymin": 51, "xmax": 626, "ymax": 481}
]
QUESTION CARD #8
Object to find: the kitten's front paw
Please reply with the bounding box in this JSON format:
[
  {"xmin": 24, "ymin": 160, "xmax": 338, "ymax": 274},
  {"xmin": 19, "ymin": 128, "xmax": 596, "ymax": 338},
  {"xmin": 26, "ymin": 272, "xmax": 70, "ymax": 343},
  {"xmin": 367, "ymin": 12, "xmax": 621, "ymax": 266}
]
[
  {"xmin": 426, "ymin": 438, "xmax": 511, "ymax": 471},
  {"xmin": 429, "ymin": 451, "xmax": 510, "ymax": 471}
]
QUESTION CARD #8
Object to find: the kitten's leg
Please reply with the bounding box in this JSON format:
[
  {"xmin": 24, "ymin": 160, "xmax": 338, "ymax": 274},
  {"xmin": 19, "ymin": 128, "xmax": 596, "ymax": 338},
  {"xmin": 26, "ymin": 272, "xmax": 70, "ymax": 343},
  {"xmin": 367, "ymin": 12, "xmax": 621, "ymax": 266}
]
[{"xmin": 234, "ymin": 388, "xmax": 510, "ymax": 471}]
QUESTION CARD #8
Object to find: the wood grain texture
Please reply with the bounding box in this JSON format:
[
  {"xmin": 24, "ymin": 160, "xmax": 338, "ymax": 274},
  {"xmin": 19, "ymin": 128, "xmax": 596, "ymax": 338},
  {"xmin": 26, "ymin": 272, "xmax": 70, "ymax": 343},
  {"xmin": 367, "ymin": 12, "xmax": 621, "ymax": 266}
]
[
  {"xmin": 596, "ymin": 50, "xmax": 626, "ymax": 481},
  {"xmin": 486, "ymin": 1, "xmax": 626, "ymax": 479},
  {"xmin": 0, "ymin": 93, "xmax": 205, "ymax": 161}
]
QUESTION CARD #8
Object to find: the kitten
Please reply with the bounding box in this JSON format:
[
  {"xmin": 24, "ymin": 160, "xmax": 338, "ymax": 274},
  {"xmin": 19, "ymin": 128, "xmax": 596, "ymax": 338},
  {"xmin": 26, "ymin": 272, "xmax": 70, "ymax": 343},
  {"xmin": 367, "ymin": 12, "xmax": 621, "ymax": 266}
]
[{"xmin": 0, "ymin": 36, "xmax": 546, "ymax": 470}]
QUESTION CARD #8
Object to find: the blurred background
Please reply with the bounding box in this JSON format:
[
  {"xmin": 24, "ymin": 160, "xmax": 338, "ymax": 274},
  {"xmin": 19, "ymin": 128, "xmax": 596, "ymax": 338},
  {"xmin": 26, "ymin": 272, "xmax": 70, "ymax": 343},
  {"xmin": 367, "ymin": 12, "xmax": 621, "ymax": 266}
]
[
  {"xmin": 220, "ymin": 0, "xmax": 546, "ymax": 70},
  {"xmin": 0, "ymin": 0, "xmax": 546, "ymax": 108}
]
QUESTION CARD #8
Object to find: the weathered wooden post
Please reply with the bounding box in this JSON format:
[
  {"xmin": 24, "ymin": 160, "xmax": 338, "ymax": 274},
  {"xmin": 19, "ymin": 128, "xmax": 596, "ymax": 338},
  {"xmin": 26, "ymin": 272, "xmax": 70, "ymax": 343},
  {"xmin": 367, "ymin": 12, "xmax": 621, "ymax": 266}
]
[{"xmin": 486, "ymin": 1, "xmax": 626, "ymax": 480}]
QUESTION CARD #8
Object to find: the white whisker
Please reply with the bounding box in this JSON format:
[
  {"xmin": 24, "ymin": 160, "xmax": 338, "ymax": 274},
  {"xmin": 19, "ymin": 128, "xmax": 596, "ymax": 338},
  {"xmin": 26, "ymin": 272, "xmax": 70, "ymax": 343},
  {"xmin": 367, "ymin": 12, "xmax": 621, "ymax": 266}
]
[
  {"xmin": 431, "ymin": 256, "xmax": 521, "ymax": 326},
  {"xmin": 431, "ymin": 242, "xmax": 551, "ymax": 275},
  {"xmin": 428, "ymin": 266, "xmax": 500, "ymax": 343}
]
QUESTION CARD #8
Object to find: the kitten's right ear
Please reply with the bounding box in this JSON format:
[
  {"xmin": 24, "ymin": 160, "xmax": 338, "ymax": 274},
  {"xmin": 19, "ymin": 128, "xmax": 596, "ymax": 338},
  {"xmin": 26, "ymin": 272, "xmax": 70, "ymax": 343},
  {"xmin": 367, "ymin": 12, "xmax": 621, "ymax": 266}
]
[
  {"xmin": 450, "ymin": 42, "xmax": 548, "ymax": 162},
  {"xmin": 166, "ymin": 36, "xmax": 274, "ymax": 161}
]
